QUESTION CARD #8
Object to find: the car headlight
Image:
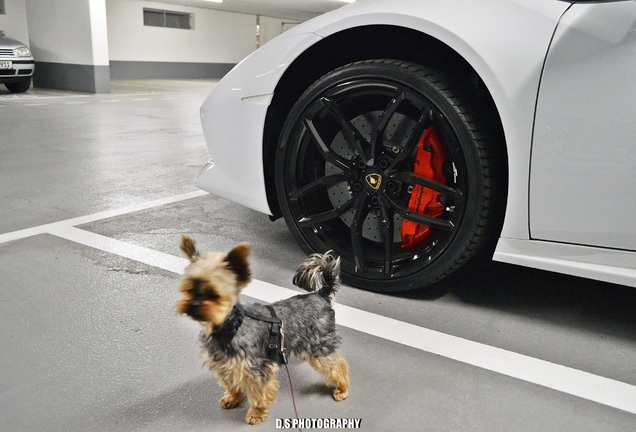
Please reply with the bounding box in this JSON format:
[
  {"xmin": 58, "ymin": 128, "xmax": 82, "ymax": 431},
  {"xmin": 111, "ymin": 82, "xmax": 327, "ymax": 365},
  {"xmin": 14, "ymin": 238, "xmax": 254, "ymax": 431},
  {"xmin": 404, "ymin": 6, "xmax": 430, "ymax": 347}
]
[{"xmin": 14, "ymin": 46, "xmax": 32, "ymax": 57}]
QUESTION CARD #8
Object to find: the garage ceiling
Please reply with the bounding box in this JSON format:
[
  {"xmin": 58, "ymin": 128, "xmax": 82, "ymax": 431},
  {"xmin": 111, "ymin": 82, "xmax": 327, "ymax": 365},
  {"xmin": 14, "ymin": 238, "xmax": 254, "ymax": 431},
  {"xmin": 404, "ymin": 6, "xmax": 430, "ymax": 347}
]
[{"xmin": 135, "ymin": 0, "xmax": 354, "ymax": 21}]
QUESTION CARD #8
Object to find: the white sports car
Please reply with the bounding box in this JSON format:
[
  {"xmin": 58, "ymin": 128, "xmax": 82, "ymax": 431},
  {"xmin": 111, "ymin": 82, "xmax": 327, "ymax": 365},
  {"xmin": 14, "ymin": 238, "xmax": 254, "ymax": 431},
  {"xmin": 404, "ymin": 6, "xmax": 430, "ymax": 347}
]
[{"xmin": 196, "ymin": 0, "xmax": 636, "ymax": 292}]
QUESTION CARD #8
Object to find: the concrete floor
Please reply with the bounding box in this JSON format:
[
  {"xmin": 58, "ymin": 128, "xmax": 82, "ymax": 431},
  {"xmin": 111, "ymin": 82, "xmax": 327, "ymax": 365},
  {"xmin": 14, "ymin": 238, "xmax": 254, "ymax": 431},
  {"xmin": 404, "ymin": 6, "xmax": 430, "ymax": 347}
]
[{"xmin": 1, "ymin": 80, "xmax": 635, "ymax": 431}]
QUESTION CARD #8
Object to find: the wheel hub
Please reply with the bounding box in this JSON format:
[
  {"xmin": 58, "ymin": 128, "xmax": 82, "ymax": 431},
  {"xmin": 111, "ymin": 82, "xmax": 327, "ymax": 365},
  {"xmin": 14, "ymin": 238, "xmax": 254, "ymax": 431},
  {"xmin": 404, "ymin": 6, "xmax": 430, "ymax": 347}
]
[{"xmin": 364, "ymin": 172, "xmax": 383, "ymax": 192}]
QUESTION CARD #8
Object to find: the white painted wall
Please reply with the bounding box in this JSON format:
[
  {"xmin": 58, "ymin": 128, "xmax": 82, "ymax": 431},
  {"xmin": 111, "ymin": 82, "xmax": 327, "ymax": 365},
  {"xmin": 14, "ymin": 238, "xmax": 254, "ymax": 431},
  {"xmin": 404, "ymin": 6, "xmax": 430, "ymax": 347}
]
[
  {"xmin": 106, "ymin": 0, "xmax": 262, "ymax": 63},
  {"xmin": 3, "ymin": 0, "xmax": 295, "ymax": 68},
  {"xmin": 259, "ymin": 16, "xmax": 299, "ymax": 47},
  {"xmin": 0, "ymin": 0, "xmax": 29, "ymax": 43},
  {"xmin": 25, "ymin": 0, "xmax": 109, "ymax": 65}
]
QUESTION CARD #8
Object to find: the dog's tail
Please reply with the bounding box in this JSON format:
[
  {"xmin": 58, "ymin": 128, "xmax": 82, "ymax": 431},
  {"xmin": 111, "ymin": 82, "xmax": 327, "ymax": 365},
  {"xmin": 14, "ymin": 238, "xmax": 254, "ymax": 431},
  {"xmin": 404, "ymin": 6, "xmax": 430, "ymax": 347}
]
[{"xmin": 292, "ymin": 251, "xmax": 340, "ymax": 298}]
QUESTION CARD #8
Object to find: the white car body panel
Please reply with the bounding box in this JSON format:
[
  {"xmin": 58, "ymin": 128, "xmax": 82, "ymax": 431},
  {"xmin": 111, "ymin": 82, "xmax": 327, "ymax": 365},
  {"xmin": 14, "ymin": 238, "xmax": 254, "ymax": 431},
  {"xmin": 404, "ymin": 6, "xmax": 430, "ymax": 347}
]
[
  {"xmin": 530, "ymin": 1, "xmax": 636, "ymax": 251},
  {"xmin": 196, "ymin": 0, "xmax": 636, "ymax": 287},
  {"xmin": 197, "ymin": 33, "xmax": 323, "ymax": 213}
]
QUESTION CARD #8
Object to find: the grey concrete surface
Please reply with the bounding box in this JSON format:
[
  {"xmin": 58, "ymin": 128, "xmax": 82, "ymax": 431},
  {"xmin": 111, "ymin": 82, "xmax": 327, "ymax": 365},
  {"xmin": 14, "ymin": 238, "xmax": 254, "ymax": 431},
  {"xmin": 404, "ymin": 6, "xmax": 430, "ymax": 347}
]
[{"xmin": 1, "ymin": 80, "xmax": 635, "ymax": 432}]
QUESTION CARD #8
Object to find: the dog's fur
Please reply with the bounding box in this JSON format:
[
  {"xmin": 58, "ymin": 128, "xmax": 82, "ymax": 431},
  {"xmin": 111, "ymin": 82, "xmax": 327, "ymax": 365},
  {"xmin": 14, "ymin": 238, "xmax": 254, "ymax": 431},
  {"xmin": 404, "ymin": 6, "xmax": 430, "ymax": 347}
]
[{"xmin": 177, "ymin": 236, "xmax": 350, "ymax": 425}]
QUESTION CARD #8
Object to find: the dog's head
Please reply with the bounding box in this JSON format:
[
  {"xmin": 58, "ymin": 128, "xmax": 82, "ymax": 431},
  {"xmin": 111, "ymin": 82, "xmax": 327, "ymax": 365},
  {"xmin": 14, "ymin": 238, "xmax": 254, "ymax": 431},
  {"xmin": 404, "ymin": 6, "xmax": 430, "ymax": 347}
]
[{"xmin": 176, "ymin": 235, "xmax": 251, "ymax": 326}]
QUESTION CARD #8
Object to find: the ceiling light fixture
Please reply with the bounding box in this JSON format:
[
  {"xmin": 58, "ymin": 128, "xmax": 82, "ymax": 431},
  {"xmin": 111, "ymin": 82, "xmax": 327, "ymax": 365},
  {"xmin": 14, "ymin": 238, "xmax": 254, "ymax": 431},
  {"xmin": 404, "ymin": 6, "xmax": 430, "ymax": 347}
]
[{"xmin": 203, "ymin": 0, "xmax": 223, "ymax": 3}]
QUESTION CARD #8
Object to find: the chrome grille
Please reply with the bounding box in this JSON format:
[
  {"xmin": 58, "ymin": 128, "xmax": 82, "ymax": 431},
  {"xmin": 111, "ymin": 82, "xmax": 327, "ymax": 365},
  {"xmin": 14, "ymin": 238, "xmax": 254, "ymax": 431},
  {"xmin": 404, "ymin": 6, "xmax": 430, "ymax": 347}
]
[{"xmin": 0, "ymin": 48, "xmax": 15, "ymax": 57}]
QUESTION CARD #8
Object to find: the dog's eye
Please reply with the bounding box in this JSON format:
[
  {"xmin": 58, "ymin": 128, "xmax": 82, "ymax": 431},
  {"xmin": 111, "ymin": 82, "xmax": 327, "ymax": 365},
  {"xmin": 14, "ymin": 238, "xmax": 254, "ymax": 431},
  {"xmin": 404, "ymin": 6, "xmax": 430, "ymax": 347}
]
[
  {"xmin": 189, "ymin": 280, "xmax": 219, "ymax": 302},
  {"xmin": 193, "ymin": 291, "xmax": 218, "ymax": 300},
  {"xmin": 191, "ymin": 292, "xmax": 219, "ymax": 303},
  {"xmin": 206, "ymin": 292, "xmax": 219, "ymax": 301}
]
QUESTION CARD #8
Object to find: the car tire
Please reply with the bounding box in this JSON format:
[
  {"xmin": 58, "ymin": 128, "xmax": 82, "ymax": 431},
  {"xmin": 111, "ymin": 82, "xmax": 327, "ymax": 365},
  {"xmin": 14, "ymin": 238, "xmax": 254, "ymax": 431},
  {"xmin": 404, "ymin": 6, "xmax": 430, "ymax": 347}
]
[
  {"xmin": 275, "ymin": 60, "xmax": 505, "ymax": 292},
  {"xmin": 5, "ymin": 78, "xmax": 31, "ymax": 93}
]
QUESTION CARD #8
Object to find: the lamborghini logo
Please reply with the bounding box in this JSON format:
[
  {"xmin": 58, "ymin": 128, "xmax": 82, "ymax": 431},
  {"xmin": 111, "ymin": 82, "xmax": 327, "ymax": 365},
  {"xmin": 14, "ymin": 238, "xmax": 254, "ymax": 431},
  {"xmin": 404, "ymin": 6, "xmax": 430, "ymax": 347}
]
[{"xmin": 365, "ymin": 173, "xmax": 382, "ymax": 190}]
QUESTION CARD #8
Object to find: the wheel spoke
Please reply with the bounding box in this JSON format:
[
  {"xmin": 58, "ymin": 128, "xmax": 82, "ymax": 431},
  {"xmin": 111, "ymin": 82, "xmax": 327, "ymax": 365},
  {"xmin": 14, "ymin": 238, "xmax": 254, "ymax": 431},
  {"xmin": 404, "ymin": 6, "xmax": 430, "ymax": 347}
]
[
  {"xmin": 350, "ymin": 193, "xmax": 370, "ymax": 272},
  {"xmin": 391, "ymin": 171, "xmax": 463, "ymax": 199},
  {"xmin": 321, "ymin": 97, "xmax": 369, "ymax": 164},
  {"xmin": 384, "ymin": 195, "xmax": 455, "ymax": 231},
  {"xmin": 303, "ymin": 118, "xmax": 352, "ymax": 173},
  {"xmin": 378, "ymin": 199, "xmax": 395, "ymax": 277},
  {"xmin": 387, "ymin": 111, "xmax": 430, "ymax": 172},
  {"xmin": 369, "ymin": 90, "xmax": 405, "ymax": 165},
  {"xmin": 298, "ymin": 196, "xmax": 356, "ymax": 227},
  {"xmin": 289, "ymin": 174, "xmax": 349, "ymax": 201}
]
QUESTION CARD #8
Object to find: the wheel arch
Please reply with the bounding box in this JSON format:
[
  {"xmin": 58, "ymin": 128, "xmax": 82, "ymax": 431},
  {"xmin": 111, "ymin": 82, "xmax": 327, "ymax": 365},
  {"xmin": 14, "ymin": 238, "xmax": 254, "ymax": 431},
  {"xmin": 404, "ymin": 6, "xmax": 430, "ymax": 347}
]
[{"xmin": 263, "ymin": 24, "xmax": 507, "ymax": 220}]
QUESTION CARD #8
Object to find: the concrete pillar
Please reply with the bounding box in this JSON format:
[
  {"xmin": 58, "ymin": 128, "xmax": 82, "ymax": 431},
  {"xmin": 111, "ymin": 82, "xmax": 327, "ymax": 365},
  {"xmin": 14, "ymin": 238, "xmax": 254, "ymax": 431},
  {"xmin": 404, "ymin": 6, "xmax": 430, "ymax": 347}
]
[{"xmin": 25, "ymin": 0, "xmax": 110, "ymax": 93}]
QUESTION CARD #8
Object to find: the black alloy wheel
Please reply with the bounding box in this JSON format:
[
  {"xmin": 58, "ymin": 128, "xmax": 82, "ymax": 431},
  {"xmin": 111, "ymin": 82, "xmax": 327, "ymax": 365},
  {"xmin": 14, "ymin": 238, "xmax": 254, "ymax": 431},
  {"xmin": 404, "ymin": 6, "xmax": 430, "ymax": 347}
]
[{"xmin": 275, "ymin": 60, "xmax": 503, "ymax": 292}]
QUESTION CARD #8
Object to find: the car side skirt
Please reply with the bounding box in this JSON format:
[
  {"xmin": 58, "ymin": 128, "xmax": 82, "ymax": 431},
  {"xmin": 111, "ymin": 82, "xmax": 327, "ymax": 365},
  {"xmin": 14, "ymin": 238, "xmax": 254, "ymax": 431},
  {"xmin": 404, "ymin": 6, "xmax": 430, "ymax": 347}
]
[{"xmin": 494, "ymin": 238, "xmax": 636, "ymax": 288}]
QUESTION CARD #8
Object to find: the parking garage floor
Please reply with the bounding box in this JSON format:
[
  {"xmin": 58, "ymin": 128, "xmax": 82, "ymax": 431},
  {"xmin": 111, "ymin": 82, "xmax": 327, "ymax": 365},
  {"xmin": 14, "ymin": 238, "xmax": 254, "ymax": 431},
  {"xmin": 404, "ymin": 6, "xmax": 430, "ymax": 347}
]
[{"xmin": 1, "ymin": 80, "xmax": 635, "ymax": 432}]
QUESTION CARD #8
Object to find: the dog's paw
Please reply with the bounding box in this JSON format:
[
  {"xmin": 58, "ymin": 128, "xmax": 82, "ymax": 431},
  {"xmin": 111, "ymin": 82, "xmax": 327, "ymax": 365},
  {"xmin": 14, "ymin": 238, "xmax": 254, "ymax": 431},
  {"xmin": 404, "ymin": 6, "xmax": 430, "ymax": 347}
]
[
  {"xmin": 333, "ymin": 388, "xmax": 349, "ymax": 401},
  {"xmin": 245, "ymin": 408, "xmax": 269, "ymax": 425},
  {"xmin": 219, "ymin": 393, "xmax": 243, "ymax": 409}
]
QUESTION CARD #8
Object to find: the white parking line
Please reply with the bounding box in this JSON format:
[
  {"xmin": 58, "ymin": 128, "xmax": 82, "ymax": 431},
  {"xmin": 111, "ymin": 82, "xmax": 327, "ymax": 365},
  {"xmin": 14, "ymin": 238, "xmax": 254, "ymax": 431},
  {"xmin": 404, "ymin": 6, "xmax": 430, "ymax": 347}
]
[
  {"xmin": 2, "ymin": 191, "xmax": 636, "ymax": 415},
  {"xmin": 0, "ymin": 94, "xmax": 91, "ymax": 101},
  {"xmin": 0, "ymin": 190, "xmax": 207, "ymax": 244},
  {"xmin": 0, "ymin": 91, "xmax": 201, "ymax": 103},
  {"xmin": 42, "ymin": 225, "xmax": 636, "ymax": 415}
]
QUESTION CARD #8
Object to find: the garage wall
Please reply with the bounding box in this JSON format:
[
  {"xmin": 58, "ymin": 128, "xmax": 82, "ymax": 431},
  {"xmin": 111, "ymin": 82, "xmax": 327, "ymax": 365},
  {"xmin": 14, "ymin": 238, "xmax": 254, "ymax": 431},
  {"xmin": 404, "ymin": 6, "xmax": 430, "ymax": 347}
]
[
  {"xmin": 0, "ymin": 0, "xmax": 29, "ymax": 43},
  {"xmin": 107, "ymin": 0, "xmax": 265, "ymax": 79},
  {"xmin": 27, "ymin": 0, "xmax": 109, "ymax": 65},
  {"xmin": 4, "ymin": 0, "xmax": 299, "ymax": 86},
  {"xmin": 25, "ymin": 0, "xmax": 111, "ymax": 93},
  {"xmin": 259, "ymin": 16, "xmax": 299, "ymax": 47}
]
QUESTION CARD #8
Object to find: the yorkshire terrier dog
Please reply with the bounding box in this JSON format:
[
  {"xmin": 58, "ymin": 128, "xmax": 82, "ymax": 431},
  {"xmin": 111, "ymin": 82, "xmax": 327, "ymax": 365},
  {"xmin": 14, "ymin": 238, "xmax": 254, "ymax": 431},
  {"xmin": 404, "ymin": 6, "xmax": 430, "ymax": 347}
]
[{"xmin": 176, "ymin": 235, "xmax": 350, "ymax": 425}]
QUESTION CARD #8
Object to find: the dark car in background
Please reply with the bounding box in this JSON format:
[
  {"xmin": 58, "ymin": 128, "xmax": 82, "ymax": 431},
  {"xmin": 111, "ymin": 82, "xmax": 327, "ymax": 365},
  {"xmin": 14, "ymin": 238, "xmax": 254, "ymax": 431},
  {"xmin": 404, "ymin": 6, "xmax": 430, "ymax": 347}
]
[{"xmin": 0, "ymin": 30, "xmax": 34, "ymax": 93}]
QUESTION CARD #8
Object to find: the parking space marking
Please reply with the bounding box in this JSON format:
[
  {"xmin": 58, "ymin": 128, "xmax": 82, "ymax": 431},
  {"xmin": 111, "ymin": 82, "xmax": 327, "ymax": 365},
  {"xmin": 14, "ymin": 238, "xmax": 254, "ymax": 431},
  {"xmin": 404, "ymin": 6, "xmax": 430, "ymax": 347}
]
[
  {"xmin": 0, "ymin": 92, "xmax": 199, "ymax": 103},
  {"xmin": 0, "ymin": 94, "xmax": 91, "ymax": 101},
  {"xmin": 3, "ymin": 191, "xmax": 636, "ymax": 415},
  {"xmin": 0, "ymin": 190, "xmax": 207, "ymax": 245},
  {"xmin": 50, "ymin": 225, "xmax": 187, "ymax": 274},
  {"xmin": 45, "ymin": 230, "xmax": 636, "ymax": 416}
]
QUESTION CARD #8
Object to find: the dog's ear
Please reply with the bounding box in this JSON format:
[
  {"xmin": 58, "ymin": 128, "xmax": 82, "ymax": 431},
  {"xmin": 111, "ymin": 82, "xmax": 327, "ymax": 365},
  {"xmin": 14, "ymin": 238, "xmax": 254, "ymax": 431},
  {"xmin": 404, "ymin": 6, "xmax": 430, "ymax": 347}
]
[
  {"xmin": 180, "ymin": 235, "xmax": 200, "ymax": 262},
  {"xmin": 225, "ymin": 243, "xmax": 251, "ymax": 285}
]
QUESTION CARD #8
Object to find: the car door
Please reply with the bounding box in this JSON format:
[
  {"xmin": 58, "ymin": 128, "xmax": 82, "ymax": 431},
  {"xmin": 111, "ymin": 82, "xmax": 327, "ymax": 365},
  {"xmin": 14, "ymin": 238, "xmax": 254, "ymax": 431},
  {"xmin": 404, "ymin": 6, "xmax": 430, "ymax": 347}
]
[{"xmin": 530, "ymin": 0, "xmax": 636, "ymax": 251}]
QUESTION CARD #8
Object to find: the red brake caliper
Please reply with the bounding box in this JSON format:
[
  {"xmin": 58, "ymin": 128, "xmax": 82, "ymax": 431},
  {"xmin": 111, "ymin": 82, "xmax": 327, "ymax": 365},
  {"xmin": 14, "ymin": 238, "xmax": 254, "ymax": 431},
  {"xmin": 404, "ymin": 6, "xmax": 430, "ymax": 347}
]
[{"xmin": 401, "ymin": 125, "xmax": 450, "ymax": 249}]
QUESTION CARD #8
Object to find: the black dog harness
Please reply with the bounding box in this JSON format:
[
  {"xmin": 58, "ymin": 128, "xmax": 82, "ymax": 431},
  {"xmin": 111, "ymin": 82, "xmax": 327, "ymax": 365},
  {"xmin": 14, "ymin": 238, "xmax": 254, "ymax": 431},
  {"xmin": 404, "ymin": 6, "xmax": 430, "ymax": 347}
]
[{"xmin": 244, "ymin": 305, "xmax": 288, "ymax": 365}]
